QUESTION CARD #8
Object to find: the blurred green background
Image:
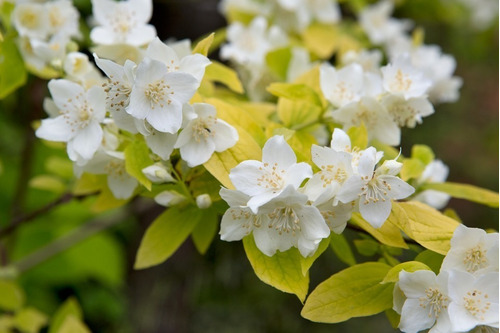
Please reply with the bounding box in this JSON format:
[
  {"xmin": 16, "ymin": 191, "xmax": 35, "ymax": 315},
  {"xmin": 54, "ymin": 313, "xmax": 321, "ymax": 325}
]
[{"xmin": 0, "ymin": 0, "xmax": 497, "ymax": 332}]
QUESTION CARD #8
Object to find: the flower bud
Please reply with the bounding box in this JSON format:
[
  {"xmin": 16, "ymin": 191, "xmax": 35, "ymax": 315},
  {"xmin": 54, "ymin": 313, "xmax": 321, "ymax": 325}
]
[{"xmin": 196, "ymin": 194, "xmax": 212, "ymax": 209}]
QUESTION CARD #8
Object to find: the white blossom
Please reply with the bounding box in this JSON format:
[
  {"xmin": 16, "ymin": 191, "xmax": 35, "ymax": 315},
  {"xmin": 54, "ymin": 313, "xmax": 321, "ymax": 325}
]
[
  {"xmin": 320, "ymin": 63, "xmax": 365, "ymax": 108},
  {"xmin": 142, "ymin": 163, "xmax": 175, "ymax": 183},
  {"xmin": 36, "ymin": 79, "xmax": 106, "ymax": 163},
  {"xmin": 413, "ymin": 160, "xmax": 451, "ymax": 209},
  {"xmin": 174, "ymin": 103, "xmax": 239, "ymax": 167},
  {"xmin": 229, "ymin": 135, "xmax": 312, "ymax": 213}
]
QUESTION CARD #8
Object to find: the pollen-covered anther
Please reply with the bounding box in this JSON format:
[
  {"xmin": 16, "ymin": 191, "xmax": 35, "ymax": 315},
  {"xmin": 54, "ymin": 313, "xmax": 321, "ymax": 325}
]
[
  {"xmin": 144, "ymin": 79, "xmax": 169, "ymax": 109},
  {"xmin": 463, "ymin": 244, "xmax": 488, "ymax": 273},
  {"xmin": 418, "ymin": 287, "xmax": 449, "ymax": 318}
]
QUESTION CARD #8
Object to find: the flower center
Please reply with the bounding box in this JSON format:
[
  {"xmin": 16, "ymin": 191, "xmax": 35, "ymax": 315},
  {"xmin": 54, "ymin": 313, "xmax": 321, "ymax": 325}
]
[
  {"xmin": 267, "ymin": 206, "xmax": 301, "ymax": 235},
  {"xmin": 109, "ymin": 6, "xmax": 137, "ymax": 38},
  {"xmin": 19, "ymin": 9, "xmax": 40, "ymax": 29},
  {"xmin": 191, "ymin": 117, "xmax": 216, "ymax": 142},
  {"xmin": 144, "ymin": 80, "xmax": 173, "ymax": 109},
  {"xmin": 360, "ymin": 176, "xmax": 390, "ymax": 204},
  {"xmin": 463, "ymin": 244, "xmax": 488, "ymax": 273},
  {"xmin": 103, "ymin": 77, "xmax": 132, "ymax": 112},
  {"xmin": 257, "ymin": 163, "xmax": 285, "ymax": 193},
  {"xmin": 332, "ymin": 81, "xmax": 356, "ymax": 105},
  {"xmin": 319, "ymin": 165, "xmax": 348, "ymax": 187},
  {"xmin": 228, "ymin": 208, "xmax": 262, "ymax": 229},
  {"xmin": 463, "ymin": 289, "xmax": 491, "ymax": 321},
  {"xmin": 419, "ymin": 287, "xmax": 449, "ymax": 318},
  {"xmin": 390, "ymin": 69, "xmax": 413, "ymax": 92},
  {"xmin": 61, "ymin": 93, "xmax": 94, "ymax": 129},
  {"xmin": 105, "ymin": 160, "xmax": 127, "ymax": 180}
]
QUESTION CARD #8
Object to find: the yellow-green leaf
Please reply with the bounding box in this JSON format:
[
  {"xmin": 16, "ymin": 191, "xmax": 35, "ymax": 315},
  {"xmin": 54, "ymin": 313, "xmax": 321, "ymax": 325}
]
[
  {"xmin": 381, "ymin": 261, "xmax": 431, "ymax": 284},
  {"xmin": 301, "ymin": 262, "xmax": 393, "ymax": 323},
  {"xmin": 415, "ymin": 250, "xmax": 445, "ymax": 274},
  {"xmin": 192, "ymin": 32, "xmax": 214, "ymax": 56},
  {"xmin": 125, "ymin": 140, "xmax": 153, "ymax": 191},
  {"xmin": 29, "ymin": 175, "xmax": 66, "ymax": 194},
  {"xmin": 13, "ymin": 307, "xmax": 48, "ymax": 333},
  {"xmin": 391, "ymin": 202, "xmax": 459, "ymax": 255},
  {"xmin": 350, "ymin": 213, "xmax": 408, "ymax": 249},
  {"xmin": 385, "ymin": 308, "xmax": 401, "ymax": 329},
  {"xmin": 347, "ymin": 124, "xmax": 368, "ymax": 149},
  {"xmin": 265, "ymin": 47, "xmax": 292, "ymax": 80},
  {"xmin": 400, "ymin": 158, "xmax": 425, "ymax": 181},
  {"xmin": 57, "ymin": 316, "xmax": 90, "ymax": 333},
  {"xmin": 354, "ymin": 239, "xmax": 379, "ymax": 256},
  {"xmin": 302, "ymin": 23, "xmax": 339, "ymax": 59},
  {"xmin": 411, "ymin": 145, "xmax": 434, "ymax": 165},
  {"xmin": 300, "ymin": 237, "xmax": 330, "ymax": 276},
  {"xmin": 46, "ymin": 157, "xmax": 74, "ymax": 179},
  {"xmin": 204, "ymin": 61, "xmax": 244, "ymax": 94},
  {"xmin": 0, "ymin": 37, "xmax": 27, "ymax": 99},
  {"xmin": 91, "ymin": 186, "xmax": 129, "ymax": 213},
  {"xmin": 0, "ymin": 280, "xmax": 25, "ymax": 311},
  {"xmin": 421, "ymin": 182, "xmax": 499, "ymax": 208},
  {"xmin": 72, "ymin": 173, "xmax": 102, "ymax": 195},
  {"xmin": 203, "ymin": 126, "xmax": 262, "ymax": 189},
  {"xmin": 48, "ymin": 298, "xmax": 82, "ymax": 333},
  {"xmin": 277, "ymin": 98, "xmax": 322, "ymax": 129},
  {"xmin": 330, "ymin": 233, "xmax": 356, "ymax": 266},
  {"xmin": 135, "ymin": 205, "xmax": 202, "ymax": 269},
  {"xmin": 191, "ymin": 208, "xmax": 219, "ymax": 254},
  {"xmin": 267, "ymin": 83, "xmax": 322, "ymax": 106},
  {"xmin": 243, "ymin": 236, "xmax": 309, "ymax": 302}
]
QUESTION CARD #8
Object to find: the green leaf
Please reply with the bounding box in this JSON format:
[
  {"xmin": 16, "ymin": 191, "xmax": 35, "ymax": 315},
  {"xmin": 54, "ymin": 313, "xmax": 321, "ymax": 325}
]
[
  {"xmin": 125, "ymin": 140, "xmax": 154, "ymax": 191},
  {"xmin": 353, "ymin": 239, "xmax": 379, "ymax": 256},
  {"xmin": 350, "ymin": 213, "xmax": 408, "ymax": 249},
  {"xmin": 301, "ymin": 262, "xmax": 393, "ymax": 323},
  {"xmin": 415, "ymin": 250, "xmax": 445, "ymax": 274},
  {"xmin": 135, "ymin": 205, "xmax": 202, "ymax": 269},
  {"xmin": 0, "ymin": 37, "xmax": 27, "ymax": 99},
  {"xmin": 45, "ymin": 157, "xmax": 74, "ymax": 180},
  {"xmin": 391, "ymin": 202, "xmax": 459, "ymax": 255},
  {"xmin": 192, "ymin": 32, "xmax": 214, "ymax": 56},
  {"xmin": 300, "ymin": 237, "xmax": 330, "ymax": 275},
  {"xmin": 302, "ymin": 23, "xmax": 339, "ymax": 59},
  {"xmin": 421, "ymin": 182, "xmax": 499, "ymax": 208},
  {"xmin": 204, "ymin": 61, "xmax": 244, "ymax": 94},
  {"xmin": 265, "ymin": 47, "xmax": 292, "ymax": 80},
  {"xmin": 277, "ymin": 98, "xmax": 322, "ymax": 129},
  {"xmin": 385, "ymin": 308, "xmax": 401, "ymax": 329},
  {"xmin": 191, "ymin": 208, "xmax": 219, "ymax": 254},
  {"xmin": 91, "ymin": 186, "xmax": 129, "ymax": 213},
  {"xmin": 57, "ymin": 316, "xmax": 90, "ymax": 333},
  {"xmin": 13, "ymin": 307, "xmax": 48, "ymax": 333},
  {"xmin": 347, "ymin": 124, "xmax": 368, "ymax": 149},
  {"xmin": 29, "ymin": 175, "xmax": 66, "ymax": 194},
  {"xmin": 381, "ymin": 261, "xmax": 431, "ymax": 284},
  {"xmin": 243, "ymin": 236, "xmax": 309, "ymax": 302},
  {"xmin": 330, "ymin": 233, "xmax": 356, "ymax": 266},
  {"xmin": 0, "ymin": 280, "xmax": 25, "ymax": 311},
  {"xmin": 267, "ymin": 83, "xmax": 322, "ymax": 107},
  {"xmin": 411, "ymin": 145, "xmax": 434, "ymax": 165},
  {"xmin": 400, "ymin": 158, "xmax": 425, "ymax": 181},
  {"xmin": 49, "ymin": 298, "xmax": 83, "ymax": 333}
]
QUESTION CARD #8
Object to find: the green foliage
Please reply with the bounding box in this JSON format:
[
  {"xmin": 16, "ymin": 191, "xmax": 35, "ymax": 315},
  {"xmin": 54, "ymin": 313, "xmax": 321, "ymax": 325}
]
[
  {"xmin": 204, "ymin": 61, "xmax": 244, "ymax": 94},
  {"xmin": 267, "ymin": 83, "xmax": 322, "ymax": 107},
  {"xmin": 192, "ymin": 33, "xmax": 214, "ymax": 56},
  {"xmin": 0, "ymin": 280, "xmax": 25, "ymax": 311},
  {"xmin": 48, "ymin": 298, "xmax": 84, "ymax": 333},
  {"xmin": 243, "ymin": 236, "xmax": 309, "ymax": 302},
  {"xmin": 381, "ymin": 261, "xmax": 431, "ymax": 284},
  {"xmin": 347, "ymin": 124, "xmax": 368, "ymax": 149},
  {"xmin": 191, "ymin": 206, "xmax": 220, "ymax": 254},
  {"xmin": 300, "ymin": 237, "xmax": 330, "ymax": 275},
  {"xmin": 301, "ymin": 262, "xmax": 393, "ymax": 323},
  {"xmin": 414, "ymin": 250, "xmax": 445, "ymax": 274},
  {"xmin": 350, "ymin": 213, "xmax": 408, "ymax": 249},
  {"xmin": 135, "ymin": 205, "xmax": 203, "ymax": 269},
  {"xmin": 265, "ymin": 47, "xmax": 292, "ymax": 80},
  {"xmin": 0, "ymin": 37, "xmax": 27, "ymax": 99},
  {"xmin": 124, "ymin": 139, "xmax": 154, "ymax": 191},
  {"xmin": 13, "ymin": 307, "xmax": 48, "ymax": 333},
  {"xmin": 330, "ymin": 233, "xmax": 356, "ymax": 266},
  {"xmin": 421, "ymin": 182, "xmax": 499, "ymax": 208}
]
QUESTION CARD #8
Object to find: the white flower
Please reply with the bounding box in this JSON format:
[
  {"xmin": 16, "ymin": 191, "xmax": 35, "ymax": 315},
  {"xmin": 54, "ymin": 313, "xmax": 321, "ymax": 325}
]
[
  {"xmin": 341, "ymin": 49, "xmax": 383, "ymax": 73},
  {"xmin": 174, "ymin": 103, "xmax": 239, "ymax": 167},
  {"xmin": 64, "ymin": 52, "xmax": 92, "ymax": 79},
  {"xmin": 441, "ymin": 225, "xmax": 499, "ymax": 275},
  {"xmin": 359, "ymin": 0, "xmax": 412, "ymax": 45},
  {"xmin": 397, "ymin": 270, "xmax": 452, "ymax": 333},
  {"xmin": 45, "ymin": 0, "xmax": 81, "ymax": 40},
  {"xmin": 336, "ymin": 148, "xmax": 415, "ymax": 228},
  {"xmin": 274, "ymin": 0, "xmax": 340, "ymax": 32},
  {"xmin": 36, "ymin": 79, "xmax": 106, "ymax": 162},
  {"xmin": 447, "ymin": 270, "xmax": 499, "ymax": 332},
  {"xmin": 381, "ymin": 54, "xmax": 432, "ymax": 100},
  {"xmin": 332, "ymin": 96, "xmax": 401, "ymax": 146},
  {"xmin": 220, "ymin": 186, "xmax": 330, "ymax": 257},
  {"xmin": 287, "ymin": 47, "xmax": 315, "ymax": 82},
  {"xmin": 313, "ymin": 199, "xmax": 353, "ymax": 234},
  {"xmin": 145, "ymin": 37, "xmax": 211, "ymax": 85},
  {"xmin": 127, "ymin": 58, "xmax": 198, "ymax": 133},
  {"xmin": 90, "ymin": 0, "xmax": 156, "ymax": 46},
  {"xmin": 75, "ymin": 150, "xmax": 138, "ymax": 199},
  {"xmin": 154, "ymin": 190, "xmax": 187, "ymax": 207},
  {"xmin": 229, "ymin": 135, "xmax": 312, "ymax": 213},
  {"xmin": 381, "ymin": 94, "xmax": 434, "ymax": 128},
  {"xmin": 320, "ymin": 63, "xmax": 365, "ymax": 108},
  {"xmin": 304, "ymin": 144, "xmax": 353, "ymax": 205},
  {"xmin": 12, "ymin": 3, "xmax": 49, "ymax": 39},
  {"xmin": 413, "ymin": 160, "xmax": 451, "ymax": 209}
]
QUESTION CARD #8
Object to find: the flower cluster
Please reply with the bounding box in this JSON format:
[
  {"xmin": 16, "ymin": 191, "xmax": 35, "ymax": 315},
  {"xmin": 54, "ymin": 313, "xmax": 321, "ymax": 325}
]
[
  {"xmin": 220, "ymin": 130, "xmax": 414, "ymax": 256},
  {"xmin": 394, "ymin": 225, "xmax": 499, "ymax": 333},
  {"xmin": 11, "ymin": 0, "xmax": 81, "ymax": 74}
]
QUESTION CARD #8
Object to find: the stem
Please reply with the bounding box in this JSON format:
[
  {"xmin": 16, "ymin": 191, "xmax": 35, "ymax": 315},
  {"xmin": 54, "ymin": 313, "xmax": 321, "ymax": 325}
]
[
  {"xmin": 0, "ymin": 192, "xmax": 94, "ymax": 239},
  {"xmin": 12, "ymin": 209, "xmax": 128, "ymax": 273}
]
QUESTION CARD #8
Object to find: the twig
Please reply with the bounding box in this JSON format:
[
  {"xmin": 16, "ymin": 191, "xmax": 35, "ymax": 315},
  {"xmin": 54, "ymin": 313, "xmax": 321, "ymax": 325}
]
[{"xmin": 0, "ymin": 192, "xmax": 95, "ymax": 239}]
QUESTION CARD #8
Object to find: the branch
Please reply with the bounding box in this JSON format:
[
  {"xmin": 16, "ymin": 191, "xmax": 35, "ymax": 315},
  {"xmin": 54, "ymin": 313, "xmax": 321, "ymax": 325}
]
[{"xmin": 0, "ymin": 192, "xmax": 95, "ymax": 239}]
